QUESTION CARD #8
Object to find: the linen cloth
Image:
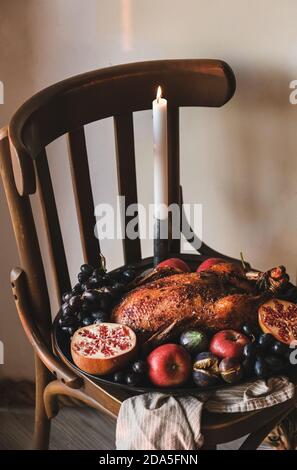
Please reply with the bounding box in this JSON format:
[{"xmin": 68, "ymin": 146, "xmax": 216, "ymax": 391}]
[{"xmin": 116, "ymin": 376, "xmax": 295, "ymax": 450}]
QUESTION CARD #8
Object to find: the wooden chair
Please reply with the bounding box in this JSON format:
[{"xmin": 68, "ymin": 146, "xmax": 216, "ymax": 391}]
[{"xmin": 1, "ymin": 60, "xmax": 296, "ymax": 450}]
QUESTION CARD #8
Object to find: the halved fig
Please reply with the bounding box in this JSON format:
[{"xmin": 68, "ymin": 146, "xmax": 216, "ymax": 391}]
[
  {"xmin": 71, "ymin": 323, "xmax": 137, "ymax": 375},
  {"xmin": 258, "ymin": 299, "xmax": 297, "ymax": 344}
]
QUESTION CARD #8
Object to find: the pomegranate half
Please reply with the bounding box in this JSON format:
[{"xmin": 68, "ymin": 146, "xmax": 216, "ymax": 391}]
[
  {"xmin": 259, "ymin": 299, "xmax": 297, "ymax": 345},
  {"xmin": 71, "ymin": 322, "xmax": 137, "ymax": 375}
]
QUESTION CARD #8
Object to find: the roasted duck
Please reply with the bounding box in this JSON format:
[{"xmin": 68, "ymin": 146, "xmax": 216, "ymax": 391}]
[{"xmin": 112, "ymin": 262, "xmax": 290, "ymax": 339}]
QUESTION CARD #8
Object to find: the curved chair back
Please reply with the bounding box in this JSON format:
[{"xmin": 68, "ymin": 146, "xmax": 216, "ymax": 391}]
[{"xmin": 1, "ymin": 59, "xmax": 236, "ymax": 335}]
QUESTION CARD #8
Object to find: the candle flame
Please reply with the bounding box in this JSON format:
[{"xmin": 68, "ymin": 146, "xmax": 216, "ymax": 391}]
[{"xmin": 156, "ymin": 86, "xmax": 162, "ymax": 103}]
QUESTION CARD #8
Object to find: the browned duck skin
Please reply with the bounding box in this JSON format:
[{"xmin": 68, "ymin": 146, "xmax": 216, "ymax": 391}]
[{"xmin": 112, "ymin": 262, "xmax": 289, "ymax": 339}]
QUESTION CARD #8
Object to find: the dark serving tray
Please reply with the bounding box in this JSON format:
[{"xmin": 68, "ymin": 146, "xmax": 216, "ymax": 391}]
[
  {"xmin": 52, "ymin": 256, "xmax": 294, "ymax": 395},
  {"xmin": 53, "ymin": 312, "xmax": 293, "ymax": 394}
]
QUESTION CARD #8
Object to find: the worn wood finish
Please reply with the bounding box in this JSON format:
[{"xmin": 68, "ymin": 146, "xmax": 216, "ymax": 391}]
[
  {"xmin": 9, "ymin": 135, "xmax": 36, "ymax": 196},
  {"xmin": 44, "ymin": 380, "xmax": 116, "ymax": 421},
  {"xmin": 0, "ymin": 130, "xmax": 55, "ymax": 449},
  {"xmin": 35, "ymin": 150, "xmax": 71, "ymax": 301},
  {"xmin": 0, "ymin": 130, "xmax": 51, "ymax": 335},
  {"xmin": 114, "ymin": 113, "xmax": 141, "ymax": 264},
  {"xmin": 33, "ymin": 355, "xmax": 52, "ymax": 450},
  {"xmin": 10, "ymin": 267, "xmax": 81, "ymax": 388},
  {"xmin": 167, "ymin": 107, "xmax": 180, "ymax": 254},
  {"xmin": 67, "ymin": 127, "xmax": 100, "ymax": 265},
  {"xmin": 9, "ymin": 60, "xmax": 235, "ymax": 195}
]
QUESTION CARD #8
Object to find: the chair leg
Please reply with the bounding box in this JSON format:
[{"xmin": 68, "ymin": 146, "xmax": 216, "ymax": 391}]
[
  {"xmin": 43, "ymin": 379, "xmax": 106, "ymax": 419},
  {"xmin": 201, "ymin": 435, "xmax": 217, "ymax": 450},
  {"xmin": 239, "ymin": 401, "xmax": 295, "ymax": 450},
  {"xmin": 44, "ymin": 381, "xmax": 60, "ymax": 419},
  {"xmin": 33, "ymin": 355, "xmax": 52, "ymax": 450}
]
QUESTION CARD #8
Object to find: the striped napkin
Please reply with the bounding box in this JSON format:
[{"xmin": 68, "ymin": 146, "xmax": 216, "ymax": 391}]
[
  {"xmin": 205, "ymin": 376, "xmax": 294, "ymax": 413},
  {"xmin": 116, "ymin": 376, "xmax": 294, "ymax": 450}
]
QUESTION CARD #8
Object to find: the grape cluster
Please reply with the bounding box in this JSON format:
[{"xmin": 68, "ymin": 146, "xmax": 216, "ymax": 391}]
[
  {"xmin": 241, "ymin": 324, "xmax": 293, "ymax": 379},
  {"xmin": 113, "ymin": 360, "xmax": 147, "ymax": 387},
  {"xmin": 59, "ymin": 260, "xmax": 136, "ymax": 336}
]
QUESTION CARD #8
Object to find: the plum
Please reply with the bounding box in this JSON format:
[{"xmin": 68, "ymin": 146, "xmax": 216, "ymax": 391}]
[{"xmin": 219, "ymin": 358, "xmax": 243, "ymax": 383}]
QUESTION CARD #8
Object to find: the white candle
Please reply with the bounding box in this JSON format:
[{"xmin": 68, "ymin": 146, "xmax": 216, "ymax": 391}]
[{"xmin": 153, "ymin": 86, "xmax": 168, "ymax": 220}]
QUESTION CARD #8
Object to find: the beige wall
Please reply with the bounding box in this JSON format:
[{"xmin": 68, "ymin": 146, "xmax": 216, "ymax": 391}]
[{"xmin": 1, "ymin": 0, "xmax": 297, "ymax": 379}]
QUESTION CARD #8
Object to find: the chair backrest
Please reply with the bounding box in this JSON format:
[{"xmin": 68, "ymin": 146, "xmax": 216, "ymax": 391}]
[{"xmin": 1, "ymin": 59, "xmax": 235, "ymax": 336}]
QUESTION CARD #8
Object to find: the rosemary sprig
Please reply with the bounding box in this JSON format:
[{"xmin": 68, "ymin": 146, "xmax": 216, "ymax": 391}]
[
  {"xmin": 99, "ymin": 253, "xmax": 107, "ymax": 272},
  {"xmin": 240, "ymin": 251, "xmax": 247, "ymax": 271}
]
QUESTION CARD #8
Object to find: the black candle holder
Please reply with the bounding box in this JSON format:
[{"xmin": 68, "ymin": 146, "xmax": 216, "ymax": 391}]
[{"xmin": 153, "ymin": 214, "xmax": 172, "ymax": 266}]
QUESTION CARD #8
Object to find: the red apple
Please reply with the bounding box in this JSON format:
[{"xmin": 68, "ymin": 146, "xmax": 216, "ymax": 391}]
[
  {"xmin": 210, "ymin": 330, "xmax": 250, "ymax": 360},
  {"xmin": 197, "ymin": 257, "xmax": 226, "ymax": 273},
  {"xmin": 157, "ymin": 258, "xmax": 191, "ymax": 272},
  {"xmin": 147, "ymin": 344, "xmax": 192, "ymax": 387}
]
